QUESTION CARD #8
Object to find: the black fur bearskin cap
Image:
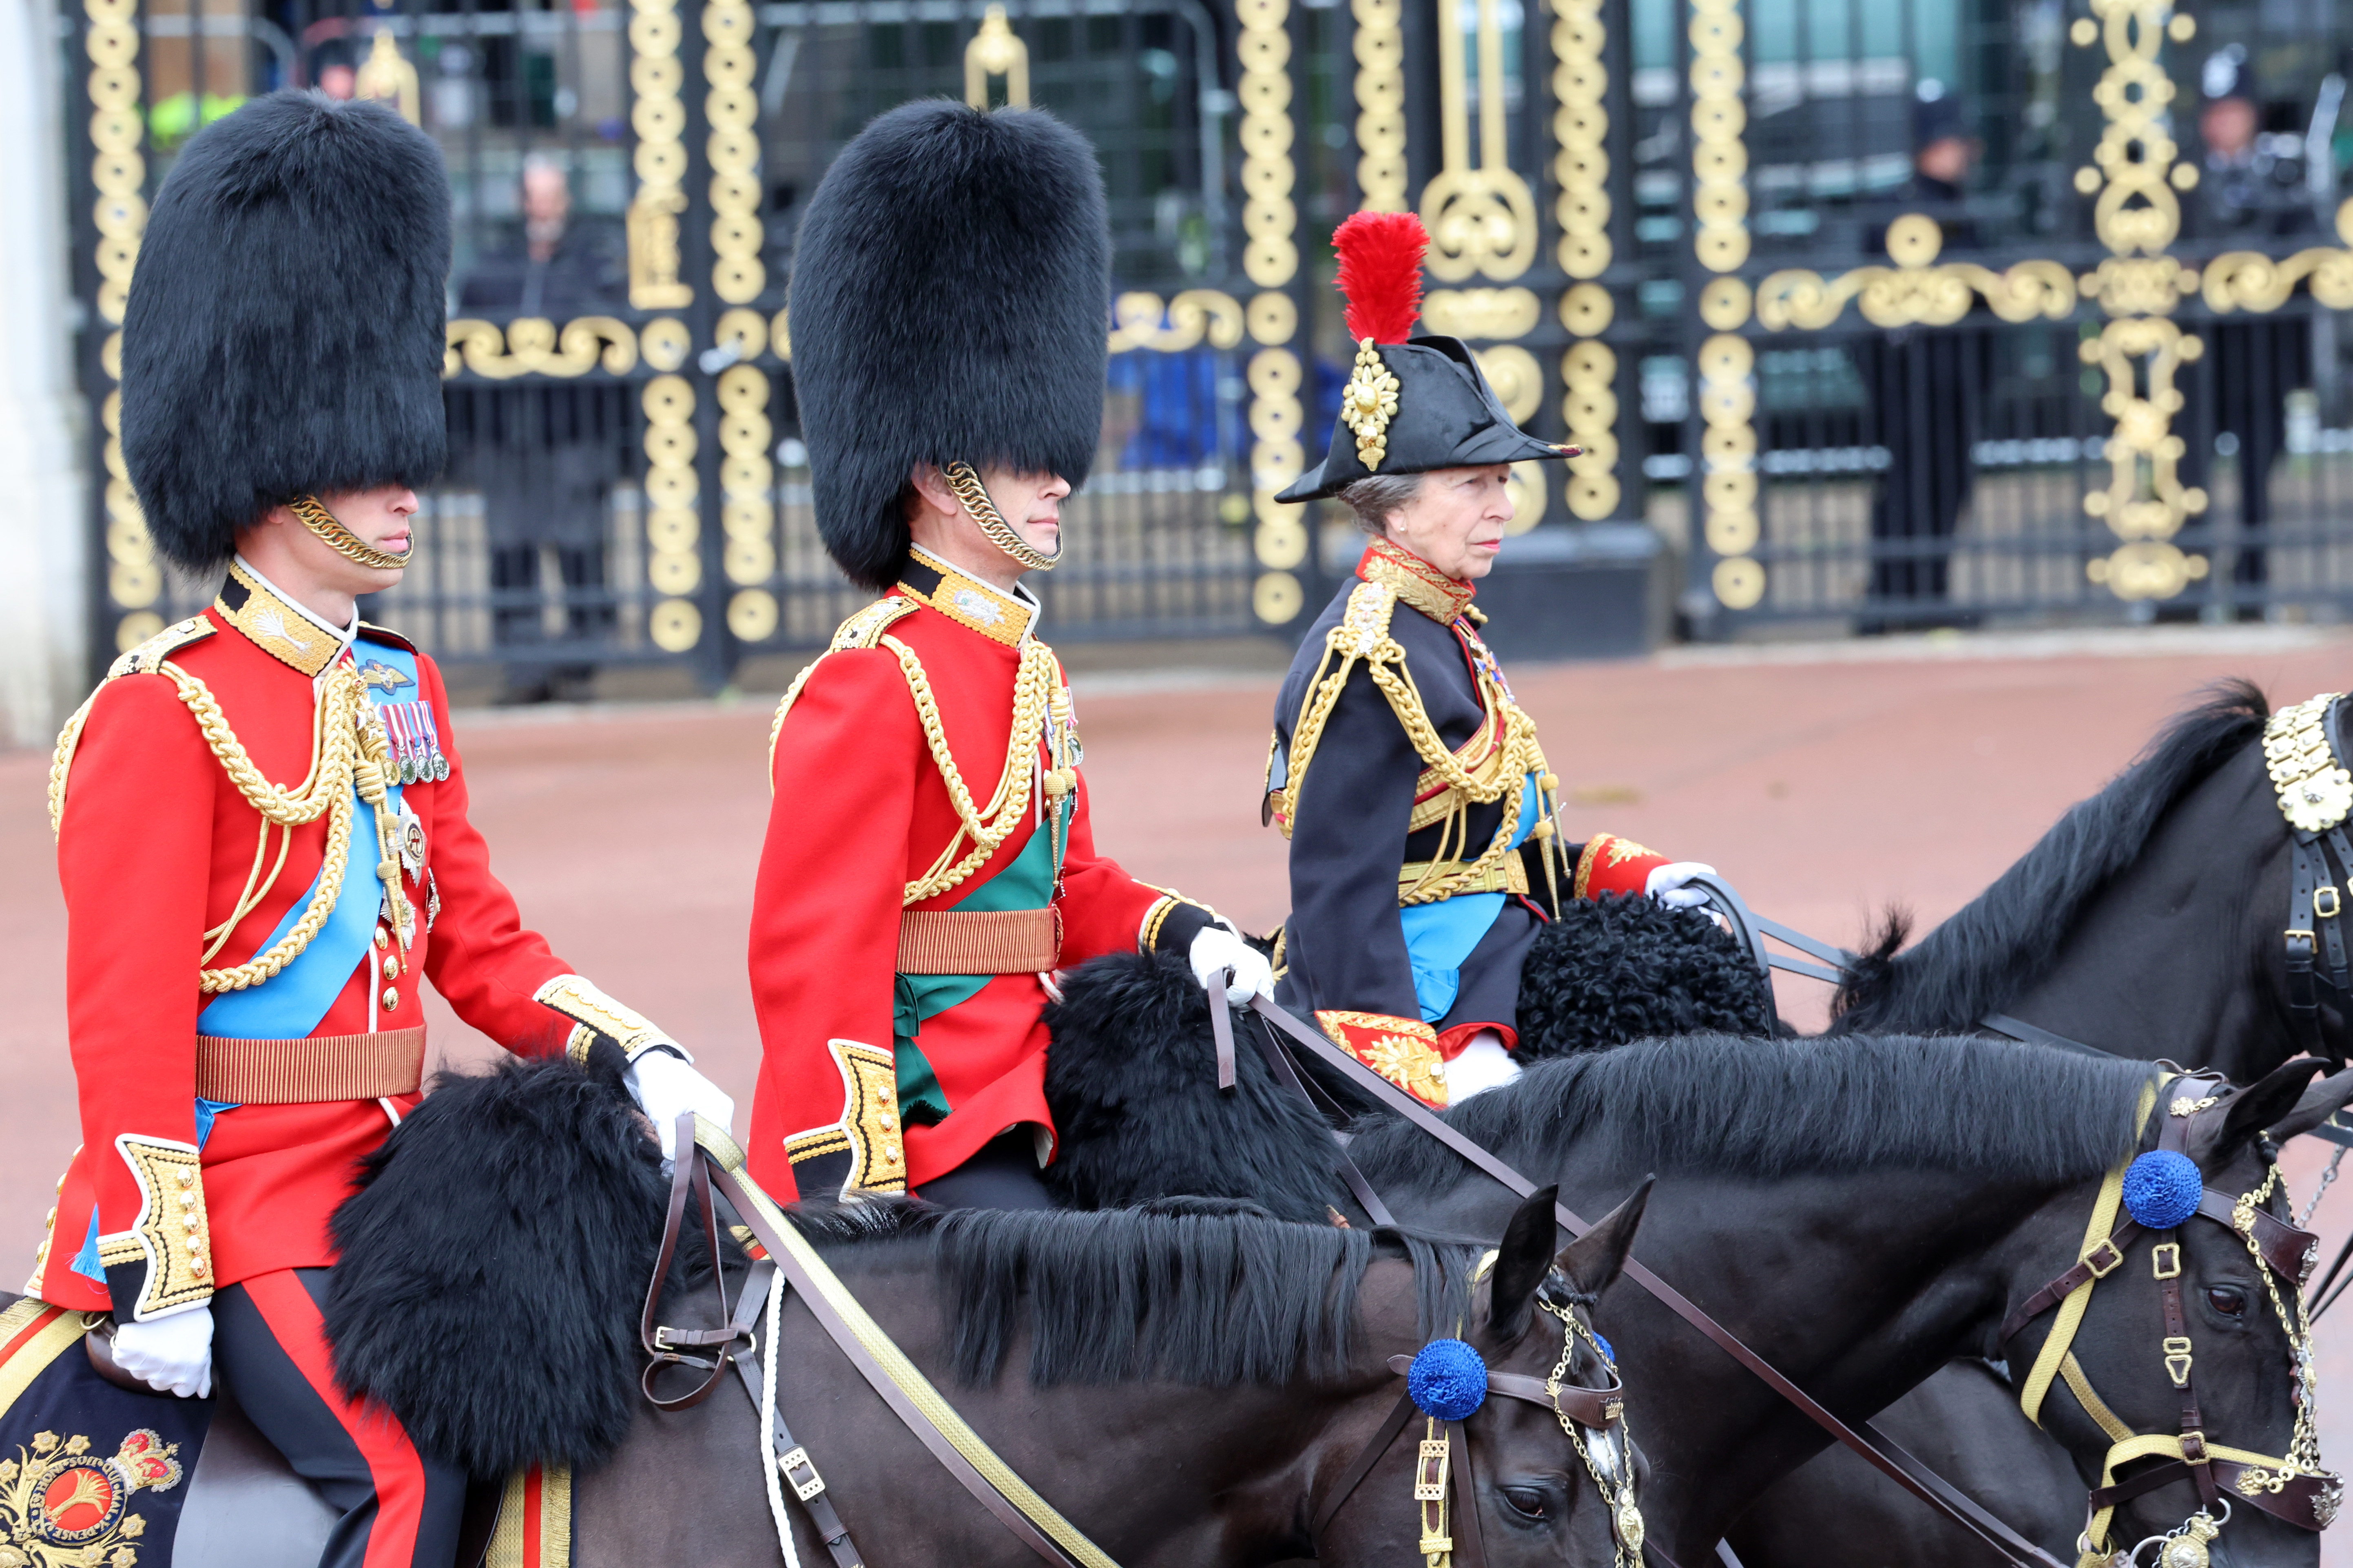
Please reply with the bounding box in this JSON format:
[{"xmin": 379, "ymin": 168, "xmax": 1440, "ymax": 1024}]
[
  {"xmin": 120, "ymin": 91, "xmax": 452, "ymax": 575},
  {"xmin": 787, "ymin": 100, "xmax": 1110, "ymax": 590}
]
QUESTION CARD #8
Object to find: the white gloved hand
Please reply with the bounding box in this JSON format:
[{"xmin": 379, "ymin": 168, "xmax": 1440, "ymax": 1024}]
[
  {"xmin": 111, "ymin": 1307, "xmax": 214, "ymax": 1398},
  {"xmin": 1645, "ymin": 861, "xmax": 1718, "ymax": 911},
  {"xmin": 625, "ymin": 1050, "xmax": 737, "ymax": 1163},
  {"xmin": 1190, "ymin": 925, "xmax": 1276, "ymax": 1006}
]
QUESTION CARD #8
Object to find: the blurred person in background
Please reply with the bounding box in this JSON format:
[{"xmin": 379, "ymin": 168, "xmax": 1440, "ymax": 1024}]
[
  {"xmin": 454, "ymin": 154, "xmax": 629, "ymax": 700},
  {"xmin": 2176, "ymin": 45, "xmax": 2320, "ymax": 614},
  {"xmin": 1856, "ymin": 82, "xmax": 1992, "ymax": 633}
]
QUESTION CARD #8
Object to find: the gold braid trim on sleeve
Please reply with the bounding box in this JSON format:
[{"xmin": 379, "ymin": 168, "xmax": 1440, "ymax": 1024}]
[
  {"xmin": 538, "ymin": 975, "xmax": 686, "ymax": 1066},
  {"xmin": 783, "ymin": 1041, "xmax": 906, "ymax": 1197},
  {"xmin": 1276, "ymin": 583, "xmax": 1565, "ymax": 907},
  {"xmin": 111, "ymin": 1136, "xmax": 213, "ymax": 1319},
  {"xmin": 767, "ymin": 597, "xmax": 921, "ymax": 788}
]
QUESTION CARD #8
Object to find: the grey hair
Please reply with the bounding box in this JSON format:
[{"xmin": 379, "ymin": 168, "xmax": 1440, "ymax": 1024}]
[{"xmin": 1337, "ymin": 471, "xmax": 1425, "ymax": 536}]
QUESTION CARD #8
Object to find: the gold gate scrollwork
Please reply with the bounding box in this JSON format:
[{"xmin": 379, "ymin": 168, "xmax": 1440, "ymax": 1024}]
[
  {"xmin": 626, "ymin": 0, "xmax": 692, "ymax": 311},
  {"xmin": 87, "ymin": 0, "xmax": 158, "ymax": 652},
  {"xmin": 2073, "ymin": 0, "xmax": 2209, "ymax": 600},
  {"xmin": 1238, "ymin": 0, "xmax": 1306, "ymax": 625},
  {"xmin": 1354, "ymin": 0, "xmax": 1406, "ymax": 211},
  {"xmin": 1419, "ymin": 0, "xmax": 1536, "ymax": 280},
  {"xmin": 1756, "ymin": 216, "xmax": 2077, "ymax": 330},
  {"xmin": 1688, "ymin": 0, "xmax": 1757, "ymax": 607}
]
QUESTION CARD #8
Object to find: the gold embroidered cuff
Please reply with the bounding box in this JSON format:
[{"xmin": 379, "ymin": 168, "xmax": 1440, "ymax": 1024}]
[
  {"xmin": 111, "ymin": 1135, "xmax": 214, "ymax": 1318},
  {"xmin": 783, "ymin": 1041, "xmax": 907, "ymax": 1198},
  {"xmin": 1317, "ymin": 1011, "xmax": 1448, "ymax": 1109},
  {"xmin": 537, "ymin": 975, "xmax": 688, "ymax": 1066}
]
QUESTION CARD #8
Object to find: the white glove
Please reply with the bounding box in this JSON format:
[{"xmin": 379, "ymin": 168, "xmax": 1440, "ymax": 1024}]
[
  {"xmin": 1645, "ymin": 861, "xmax": 1718, "ymax": 911},
  {"xmin": 111, "ymin": 1307, "xmax": 214, "ymax": 1398},
  {"xmin": 625, "ymin": 1050, "xmax": 737, "ymax": 1163},
  {"xmin": 1190, "ymin": 925, "xmax": 1275, "ymax": 1006}
]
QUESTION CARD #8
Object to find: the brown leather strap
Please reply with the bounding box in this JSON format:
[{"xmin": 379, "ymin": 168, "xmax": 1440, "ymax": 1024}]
[
  {"xmin": 721, "ymin": 1261, "xmax": 869, "ymax": 1568},
  {"xmin": 1208, "ymin": 971, "xmax": 1236, "ymax": 1091},
  {"xmin": 194, "ymin": 1026, "xmax": 426, "ymax": 1103},
  {"xmin": 2090, "ymin": 1456, "xmax": 2340, "ymax": 1528},
  {"xmin": 640, "ymin": 1145, "xmax": 747, "ymax": 1411},
  {"xmin": 1244, "ymin": 993, "xmax": 2074, "ymax": 1568},
  {"xmin": 2198, "ymin": 1188, "xmax": 2323, "ymax": 1284},
  {"xmin": 1312, "ymin": 1390, "xmax": 1418, "ymax": 1539},
  {"xmin": 2156, "ymin": 1247, "xmax": 2220, "ymax": 1508},
  {"xmin": 1996, "ymin": 1221, "xmax": 2144, "ymax": 1348},
  {"xmin": 897, "ymin": 908, "xmax": 1059, "ymax": 975},
  {"xmin": 693, "ymin": 1131, "xmax": 1089, "ymax": 1568}
]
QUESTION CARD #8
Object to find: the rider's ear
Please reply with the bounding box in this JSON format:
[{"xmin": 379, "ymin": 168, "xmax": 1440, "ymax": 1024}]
[
  {"xmin": 2193, "ymin": 1059, "xmax": 2325, "ymax": 1168},
  {"xmin": 2261, "ymin": 1064, "xmax": 2353, "ymax": 1144},
  {"xmin": 1555, "ymin": 1177, "xmax": 1653, "ymax": 1303},
  {"xmin": 1486, "ymin": 1185, "xmax": 1562, "ymax": 1342}
]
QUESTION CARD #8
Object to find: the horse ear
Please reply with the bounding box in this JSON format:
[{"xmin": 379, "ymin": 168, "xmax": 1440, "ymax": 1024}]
[
  {"xmin": 1486, "ymin": 1185, "xmax": 1561, "ymax": 1342},
  {"xmin": 1556, "ymin": 1177, "xmax": 1654, "ymax": 1301},
  {"xmin": 2260, "ymin": 1065, "xmax": 2353, "ymax": 1144},
  {"xmin": 2196, "ymin": 1059, "xmax": 2325, "ymax": 1168}
]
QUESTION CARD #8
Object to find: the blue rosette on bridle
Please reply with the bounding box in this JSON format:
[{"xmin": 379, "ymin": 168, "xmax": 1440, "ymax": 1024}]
[
  {"xmin": 1407, "ymin": 1339, "xmax": 1489, "ymax": 1421},
  {"xmin": 2121, "ymin": 1149, "xmax": 2202, "ymax": 1230}
]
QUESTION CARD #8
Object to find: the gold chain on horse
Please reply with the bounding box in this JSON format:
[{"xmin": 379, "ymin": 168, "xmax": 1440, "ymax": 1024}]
[{"xmin": 1542, "ymin": 1299, "xmax": 1645, "ymax": 1568}]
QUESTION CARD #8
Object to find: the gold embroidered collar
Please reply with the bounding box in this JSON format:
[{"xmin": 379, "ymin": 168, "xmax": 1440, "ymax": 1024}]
[
  {"xmin": 216, "ymin": 559, "xmax": 355, "ymax": 677},
  {"xmin": 1358, "ymin": 538, "xmax": 1475, "ymax": 625},
  {"xmin": 896, "ymin": 545, "xmax": 1038, "ymax": 648}
]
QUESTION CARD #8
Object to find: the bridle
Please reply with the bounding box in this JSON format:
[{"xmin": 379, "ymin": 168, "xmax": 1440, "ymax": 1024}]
[
  {"xmin": 1994, "ymin": 1072, "xmax": 2339, "ymax": 1566},
  {"xmin": 1311, "ymin": 1268, "xmax": 1651, "ymax": 1568},
  {"xmin": 2263, "ymin": 692, "xmax": 2353, "ymax": 1073}
]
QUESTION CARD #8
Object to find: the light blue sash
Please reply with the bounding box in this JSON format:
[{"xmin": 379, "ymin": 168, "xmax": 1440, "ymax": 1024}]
[{"xmin": 194, "ymin": 643, "xmax": 419, "ymax": 1042}]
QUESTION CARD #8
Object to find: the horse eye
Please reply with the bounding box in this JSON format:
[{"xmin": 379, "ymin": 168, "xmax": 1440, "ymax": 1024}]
[
  {"xmin": 1503, "ymin": 1487, "xmax": 1549, "ymax": 1521},
  {"xmin": 2207, "ymin": 1286, "xmax": 2247, "ymax": 1318}
]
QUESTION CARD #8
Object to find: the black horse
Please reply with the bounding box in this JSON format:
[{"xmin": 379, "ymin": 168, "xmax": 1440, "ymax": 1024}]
[
  {"xmin": 1322, "ymin": 1034, "xmax": 2346, "ymax": 1565},
  {"xmin": 305, "ymin": 1057, "xmax": 1659, "ymax": 1566},
  {"xmin": 1738, "ymin": 679, "xmax": 2348, "ymax": 1566}
]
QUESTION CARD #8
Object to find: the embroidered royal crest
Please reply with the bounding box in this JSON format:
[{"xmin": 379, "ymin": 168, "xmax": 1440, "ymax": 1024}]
[
  {"xmin": 950, "ymin": 587, "xmax": 1004, "ymax": 626},
  {"xmin": 0, "ymin": 1427, "xmax": 183, "ymax": 1566}
]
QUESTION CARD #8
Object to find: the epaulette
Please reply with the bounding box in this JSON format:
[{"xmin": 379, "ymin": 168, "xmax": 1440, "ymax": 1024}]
[
  {"xmin": 104, "ymin": 613, "xmax": 216, "ymax": 679},
  {"xmin": 829, "ymin": 595, "xmax": 919, "ymax": 651},
  {"xmin": 1336, "ymin": 578, "xmax": 1402, "ymax": 659},
  {"xmin": 768, "ymin": 595, "xmax": 921, "ymax": 784},
  {"xmin": 356, "ymin": 619, "xmax": 419, "ymax": 654}
]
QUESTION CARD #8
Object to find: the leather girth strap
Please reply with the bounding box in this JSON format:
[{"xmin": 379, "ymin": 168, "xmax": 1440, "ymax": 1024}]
[{"xmin": 1238, "ymin": 992, "xmax": 2076, "ymax": 1568}]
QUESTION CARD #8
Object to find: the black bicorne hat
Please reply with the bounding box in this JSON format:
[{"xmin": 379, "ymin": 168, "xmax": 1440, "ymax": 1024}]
[
  {"xmin": 120, "ymin": 91, "xmax": 452, "ymax": 574},
  {"xmin": 1277, "ymin": 212, "xmax": 1567, "ymax": 506},
  {"xmin": 786, "ymin": 100, "xmax": 1111, "ymax": 591}
]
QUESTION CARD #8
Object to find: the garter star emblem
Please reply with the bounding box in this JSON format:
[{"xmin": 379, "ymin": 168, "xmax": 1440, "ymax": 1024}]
[{"xmin": 0, "ymin": 1427, "xmax": 182, "ymax": 1566}]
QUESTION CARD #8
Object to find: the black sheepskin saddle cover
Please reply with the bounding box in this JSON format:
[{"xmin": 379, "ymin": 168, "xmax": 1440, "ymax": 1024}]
[
  {"xmin": 325, "ymin": 1055, "xmax": 734, "ymax": 1477},
  {"xmin": 1043, "ymin": 951, "xmax": 1344, "ymax": 1222},
  {"xmin": 1043, "ymin": 901, "xmax": 1771, "ymax": 1213},
  {"xmin": 1514, "ymin": 893, "xmax": 1773, "ymax": 1058}
]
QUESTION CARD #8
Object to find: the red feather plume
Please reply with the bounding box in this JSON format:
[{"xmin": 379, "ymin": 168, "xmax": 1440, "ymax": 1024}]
[{"xmin": 1334, "ymin": 211, "xmax": 1427, "ymax": 344}]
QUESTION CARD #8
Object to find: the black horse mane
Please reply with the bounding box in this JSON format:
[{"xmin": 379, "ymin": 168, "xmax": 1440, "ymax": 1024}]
[
  {"xmin": 788, "ymin": 1198, "xmax": 1484, "ymax": 1389},
  {"xmin": 1349, "ymin": 1034, "xmax": 2158, "ymax": 1195},
  {"xmin": 1829, "ymin": 679, "xmax": 2269, "ymax": 1033}
]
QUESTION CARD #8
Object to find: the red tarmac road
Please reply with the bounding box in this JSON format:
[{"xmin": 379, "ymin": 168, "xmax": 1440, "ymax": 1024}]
[{"xmin": 9, "ymin": 622, "xmax": 2353, "ymax": 1549}]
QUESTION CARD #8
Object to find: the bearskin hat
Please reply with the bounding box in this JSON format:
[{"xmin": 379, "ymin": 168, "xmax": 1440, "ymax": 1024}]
[
  {"xmin": 120, "ymin": 91, "xmax": 452, "ymax": 575},
  {"xmin": 787, "ymin": 100, "xmax": 1110, "ymax": 590}
]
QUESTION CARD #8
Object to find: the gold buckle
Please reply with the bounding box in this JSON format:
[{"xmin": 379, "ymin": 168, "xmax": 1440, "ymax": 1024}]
[
  {"xmin": 2289, "ymin": 928, "xmax": 2317, "ymax": 952},
  {"xmin": 2085, "ymin": 1239, "xmax": 2125, "ymax": 1278},
  {"xmin": 779, "ymin": 1445, "xmax": 826, "ymax": 1502},
  {"xmin": 1414, "ymin": 1436, "xmax": 1451, "ymax": 1502},
  {"xmin": 2321, "ymin": 887, "xmax": 2344, "ymax": 921},
  {"xmin": 2153, "ymin": 1243, "xmax": 2182, "ymax": 1279},
  {"xmin": 2180, "ymin": 1428, "xmax": 2210, "ymax": 1465},
  {"xmin": 2165, "ymin": 1337, "xmax": 2195, "ymax": 1387}
]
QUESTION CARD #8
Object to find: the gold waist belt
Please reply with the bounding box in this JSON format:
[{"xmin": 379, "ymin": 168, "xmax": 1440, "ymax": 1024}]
[
  {"xmin": 1398, "ymin": 855, "xmax": 1530, "ymax": 900},
  {"xmin": 194, "ymin": 1026, "xmax": 428, "ymax": 1105},
  {"xmin": 897, "ymin": 907, "xmax": 1060, "ymax": 975}
]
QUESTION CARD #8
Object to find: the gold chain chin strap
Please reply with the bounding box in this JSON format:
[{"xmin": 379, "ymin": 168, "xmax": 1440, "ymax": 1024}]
[
  {"xmin": 1542, "ymin": 1299, "xmax": 1645, "ymax": 1568},
  {"xmin": 943, "ymin": 462, "xmax": 1059, "ymax": 573},
  {"xmin": 290, "ymin": 494, "xmax": 413, "ymax": 572}
]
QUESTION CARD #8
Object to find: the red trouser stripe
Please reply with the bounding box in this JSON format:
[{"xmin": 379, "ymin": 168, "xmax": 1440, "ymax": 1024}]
[{"xmin": 243, "ymin": 1271, "xmax": 433, "ymax": 1568}]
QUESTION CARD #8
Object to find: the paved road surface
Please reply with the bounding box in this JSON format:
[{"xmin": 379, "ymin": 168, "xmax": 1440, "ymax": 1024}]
[{"xmin": 8, "ymin": 622, "xmax": 2353, "ymax": 1550}]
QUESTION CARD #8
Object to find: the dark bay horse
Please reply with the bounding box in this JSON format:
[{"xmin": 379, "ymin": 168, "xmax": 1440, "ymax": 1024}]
[
  {"xmin": 1738, "ymin": 679, "xmax": 2349, "ymax": 1566},
  {"xmin": 298, "ymin": 1056, "xmax": 1660, "ymax": 1567},
  {"xmin": 1334, "ymin": 1033, "xmax": 2352, "ymax": 1567}
]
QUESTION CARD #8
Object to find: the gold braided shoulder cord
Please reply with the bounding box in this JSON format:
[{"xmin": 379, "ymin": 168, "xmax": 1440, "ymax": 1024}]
[
  {"xmin": 51, "ymin": 658, "xmax": 405, "ymax": 993},
  {"xmin": 885, "ymin": 634, "xmax": 1058, "ymax": 906}
]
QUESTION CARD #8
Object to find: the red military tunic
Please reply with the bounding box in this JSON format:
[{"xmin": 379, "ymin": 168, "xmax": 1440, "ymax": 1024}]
[
  {"xmin": 751, "ymin": 546, "xmax": 1216, "ymax": 1199},
  {"xmin": 31, "ymin": 559, "xmax": 677, "ymax": 1323}
]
